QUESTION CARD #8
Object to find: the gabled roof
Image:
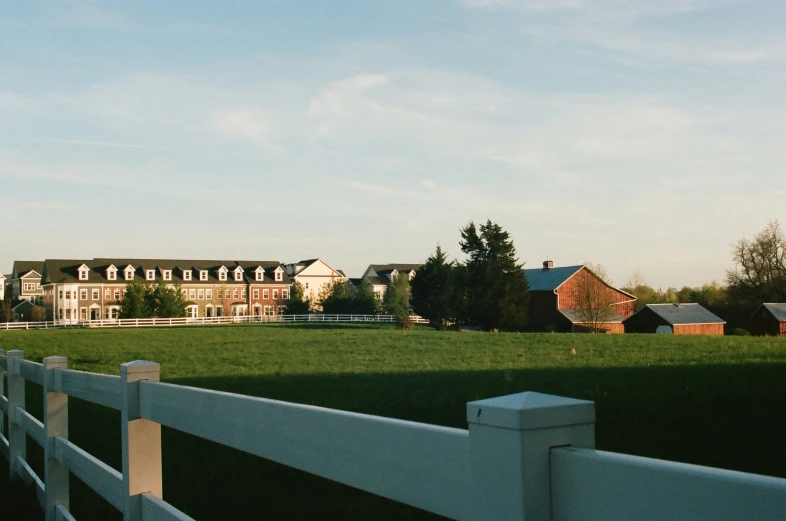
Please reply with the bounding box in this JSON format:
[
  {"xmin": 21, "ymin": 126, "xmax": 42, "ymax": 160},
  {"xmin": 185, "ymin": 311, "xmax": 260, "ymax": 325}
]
[
  {"xmin": 12, "ymin": 261, "xmax": 45, "ymax": 278},
  {"xmin": 524, "ymin": 265, "xmax": 583, "ymax": 291},
  {"xmin": 365, "ymin": 276, "xmax": 388, "ymax": 286},
  {"xmin": 632, "ymin": 303, "xmax": 726, "ymax": 325},
  {"xmin": 758, "ymin": 303, "xmax": 786, "ymax": 322},
  {"xmin": 558, "ymin": 308, "xmax": 625, "ymax": 324}
]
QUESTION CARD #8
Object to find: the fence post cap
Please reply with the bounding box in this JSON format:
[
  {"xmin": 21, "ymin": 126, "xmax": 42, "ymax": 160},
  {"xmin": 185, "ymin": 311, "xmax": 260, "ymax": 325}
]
[
  {"xmin": 120, "ymin": 360, "xmax": 160, "ymax": 375},
  {"xmin": 467, "ymin": 391, "xmax": 595, "ymax": 430}
]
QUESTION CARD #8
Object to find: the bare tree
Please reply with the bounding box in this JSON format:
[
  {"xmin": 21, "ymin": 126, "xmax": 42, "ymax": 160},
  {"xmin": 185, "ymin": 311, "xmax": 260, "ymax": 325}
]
[
  {"xmin": 573, "ymin": 263, "xmax": 619, "ymax": 333},
  {"xmin": 727, "ymin": 220, "xmax": 786, "ymax": 303}
]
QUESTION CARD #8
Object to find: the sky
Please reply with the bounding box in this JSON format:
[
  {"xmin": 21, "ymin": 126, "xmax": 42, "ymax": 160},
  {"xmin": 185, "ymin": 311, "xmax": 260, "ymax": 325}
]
[{"xmin": 1, "ymin": 0, "xmax": 784, "ymax": 288}]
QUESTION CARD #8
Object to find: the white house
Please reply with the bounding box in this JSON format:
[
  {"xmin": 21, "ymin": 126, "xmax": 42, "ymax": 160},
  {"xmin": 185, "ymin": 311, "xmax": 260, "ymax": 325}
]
[
  {"xmin": 0, "ymin": 273, "xmax": 5, "ymax": 301},
  {"xmin": 284, "ymin": 259, "xmax": 346, "ymax": 303},
  {"xmin": 359, "ymin": 263, "xmax": 421, "ymax": 300}
]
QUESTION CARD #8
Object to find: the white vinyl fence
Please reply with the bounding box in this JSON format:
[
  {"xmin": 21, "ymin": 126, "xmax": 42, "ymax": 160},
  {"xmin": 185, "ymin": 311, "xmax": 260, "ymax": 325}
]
[
  {"xmin": 1, "ymin": 349, "xmax": 785, "ymax": 521},
  {"xmin": 0, "ymin": 314, "xmax": 429, "ymax": 331}
]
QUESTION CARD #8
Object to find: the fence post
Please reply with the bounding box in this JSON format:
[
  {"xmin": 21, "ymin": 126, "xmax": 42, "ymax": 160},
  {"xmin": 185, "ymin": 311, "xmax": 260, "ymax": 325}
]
[
  {"xmin": 121, "ymin": 361, "xmax": 162, "ymax": 521},
  {"xmin": 466, "ymin": 391, "xmax": 595, "ymax": 521},
  {"xmin": 43, "ymin": 356, "xmax": 69, "ymax": 521},
  {"xmin": 7, "ymin": 350, "xmax": 26, "ymax": 480}
]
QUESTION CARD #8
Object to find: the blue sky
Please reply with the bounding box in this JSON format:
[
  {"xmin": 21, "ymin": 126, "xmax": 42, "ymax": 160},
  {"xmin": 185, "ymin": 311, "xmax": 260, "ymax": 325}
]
[{"xmin": 1, "ymin": 0, "xmax": 784, "ymax": 288}]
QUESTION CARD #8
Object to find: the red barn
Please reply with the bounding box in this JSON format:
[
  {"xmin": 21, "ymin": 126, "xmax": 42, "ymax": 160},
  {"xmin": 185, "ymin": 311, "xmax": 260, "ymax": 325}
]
[
  {"xmin": 623, "ymin": 303, "xmax": 725, "ymax": 335},
  {"xmin": 749, "ymin": 303, "xmax": 786, "ymax": 337},
  {"xmin": 524, "ymin": 261, "xmax": 637, "ymax": 333}
]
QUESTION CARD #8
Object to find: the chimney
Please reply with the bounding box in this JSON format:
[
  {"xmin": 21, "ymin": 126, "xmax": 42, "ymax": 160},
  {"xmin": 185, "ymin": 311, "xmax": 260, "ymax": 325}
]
[{"xmin": 543, "ymin": 260, "xmax": 554, "ymax": 270}]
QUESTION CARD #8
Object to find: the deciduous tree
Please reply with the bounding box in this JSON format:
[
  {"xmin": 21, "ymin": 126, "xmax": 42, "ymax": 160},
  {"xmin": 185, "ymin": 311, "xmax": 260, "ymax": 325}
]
[
  {"xmin": 286, "ymin": 281, "xmax": 311, "ymax": 314},
  {"xmin": 572, "ymin": 263, "xmax": 618, "ymax": 333},
  {"xmin": 382, "ymin": 275, "xmax": 413, "ymax": 328},
  {"xmin": 727, "ymin": 219, "xmax": 786, "ymax": 304}
]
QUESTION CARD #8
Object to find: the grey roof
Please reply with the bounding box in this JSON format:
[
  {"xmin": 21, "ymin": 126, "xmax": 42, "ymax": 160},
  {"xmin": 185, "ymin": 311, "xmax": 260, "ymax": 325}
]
[
  {"xmin": 370, "ymin": 263, "xmax": 421, "ymax": 274},
  {"xmin": 365, "ymin": 276, "xmax": 389, "ymax": 286},
  {"xmin": 42, "ymin": 258, "xmax": 290, "ymax": 286},
  {"xmin": 524, "ymin": 265, "xmax": 583, "ymax": 291},
  {"xmin": 639, "ymin": 303, "xmax": 725, "ymax": 325},
  {"xmin": 761, "ymin": 303, "xmax": 786, "ymax": 322},
  {"xmin": 12, "ymin": 261, "xmax": 45, "ymax": 278},
  {"xmin": 559, "ymin": 308, "xmax": 624, "ymax": 324}
]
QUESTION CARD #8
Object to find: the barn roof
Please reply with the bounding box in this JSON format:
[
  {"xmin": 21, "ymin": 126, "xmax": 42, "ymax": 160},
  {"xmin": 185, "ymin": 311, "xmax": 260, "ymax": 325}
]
[
  {"xmin": 524, "ymin": 265, "xmax": 583, "ymax": 291},
  {"xmin": 761, "ymin": 303, "xmax": 786, "ymax": 322},
  {"xmin": 640, "ymin": 303, "xmax": 725, "ymax": 325},
  {"xmin": 558, "ymin": 308, "xmax": 625, "ymax": 324}
]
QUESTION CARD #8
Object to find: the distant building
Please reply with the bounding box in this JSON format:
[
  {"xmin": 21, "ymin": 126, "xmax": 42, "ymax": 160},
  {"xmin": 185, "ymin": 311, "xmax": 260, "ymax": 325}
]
[
  {"xmin": 623, "ymin": 303, "xmax": 725, "ymax": 335},
  {"xmin": 284, "ymin": 259, "xmax": 346, "ymax": 303},
  {"xmin": 10, "ymin": 261, "xmax": 45, "ymax": 304},
  {"xmin": 524, "ymin": 261, "xmax": 636, "ymax": 333},
  {"xmin": 749, "ymin": 303, "xmax": 786, "ymax": 337},
  {"xmin": 12, "ymin": 300, "xmax": 45, "ymax": 322},
  {"xmin": 0, "ymin": 273, "xmax": 5, "ymax": 301},
  {"xmin": 358, "ymin": 264, "xmax": 421, "ymax": 300}
]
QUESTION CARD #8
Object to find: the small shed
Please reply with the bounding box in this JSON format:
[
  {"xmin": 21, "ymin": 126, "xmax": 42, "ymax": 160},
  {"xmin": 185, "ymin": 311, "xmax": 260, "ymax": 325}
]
[
  {"xmin": 749, "ymin": 303, "xmax": 786, "ymax": 337},
  {"xmin": 623, "ymin": 303, "xmax": 725, "ymax": 335}
]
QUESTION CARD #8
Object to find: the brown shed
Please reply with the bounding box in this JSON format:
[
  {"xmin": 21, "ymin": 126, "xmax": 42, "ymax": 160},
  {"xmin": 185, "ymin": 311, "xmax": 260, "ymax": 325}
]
[
  {"xmin": 749, "ymin": 303, "xmax": 786, "ymax": 337},
  {"xmin": 623, "ymin": 303, "xmax": 725, "ymax": 335}
]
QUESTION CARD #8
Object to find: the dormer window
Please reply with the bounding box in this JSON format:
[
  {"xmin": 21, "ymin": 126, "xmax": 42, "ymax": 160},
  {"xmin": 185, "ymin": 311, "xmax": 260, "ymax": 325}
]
[
  {"xmin": 78, "ymin": 264, "xmax": 90, "ymax": 281},
  {"xmin": 182, "ymin": 269, "xmax": 192, "ymax": 281},
  {"xmin": 199, "ymin": 270, "xmax": 208, "ymax": 281},
  {"xmin": 217, "ymin": 266, "xmax": 228, "ymax": 282},
  {"xmin": 124, "ymin": 266, "xmax": 135, "ymax": 281},
  {"xmin": 255, "ymin": 267, "xmax": 265, "ymax": 281},
  {"xmin": 146, "ymin": 270, "xmax": 155, "ymax": 281},
  {"xmin": 106, "ymin": 265, "xmax": 118, "ymax": 281},
  {"xmin": 162, "ymin": 270, "xmax": 172, "ymax": 281},
  {"xmin": 234, "ymin": 267, "xmax": 244, "ymax": 282},
  {"xmin": 274, "ymin": 269, "xmax": 283, "ymax": 282}
]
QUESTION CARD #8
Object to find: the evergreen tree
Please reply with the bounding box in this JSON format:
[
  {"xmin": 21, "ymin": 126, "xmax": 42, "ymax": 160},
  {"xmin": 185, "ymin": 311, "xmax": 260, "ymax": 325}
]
[
  {"xmin": 382, "ymin": 275, "xmax": 413, "ymax": 328},
  {"xmin": 354, "ymin": 279, "xmax": 380, "ymax": 315},
  {"xmin": 411, "ymin": 245, "xmax": 458, "ymax": 329},
  {"xmin": 459, "ymin": 220, "xmax": 529, "ymax": 330},
  {"xmin": 119, "ymin": 279, "xmax": 153, "ymax": 318},
  {"xmin": 286, "ymin": 281, "xmax": 311, "ymax": 314}
]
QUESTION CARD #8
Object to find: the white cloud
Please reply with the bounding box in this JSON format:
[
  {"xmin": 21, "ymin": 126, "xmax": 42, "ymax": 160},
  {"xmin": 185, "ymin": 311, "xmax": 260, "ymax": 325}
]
[{"xmin": 212, "ymin": 109, "xmax": 287, "ymax": 152}]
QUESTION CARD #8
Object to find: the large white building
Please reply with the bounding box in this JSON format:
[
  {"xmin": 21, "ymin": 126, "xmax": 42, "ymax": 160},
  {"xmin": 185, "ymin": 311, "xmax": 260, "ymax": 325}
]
[{"xmin": 284, "ymin": 259, "xmax": 346, "ymax": 303}]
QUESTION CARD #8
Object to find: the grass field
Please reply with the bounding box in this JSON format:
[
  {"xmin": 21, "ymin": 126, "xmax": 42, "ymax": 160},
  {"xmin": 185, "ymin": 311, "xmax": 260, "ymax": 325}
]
[{"xmin": 2, "ymin": 324, "xmax": 786, "ymax": 520}]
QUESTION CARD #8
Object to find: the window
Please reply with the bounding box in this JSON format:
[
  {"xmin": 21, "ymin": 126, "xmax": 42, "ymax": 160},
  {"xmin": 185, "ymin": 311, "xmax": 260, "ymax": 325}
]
[
  {"xmin": 189, "ymin": 289, "xmax": 196, "ymax": 300},
  {"xmin": 264, "ymin": 305, "xmax": 274, "ymax": 316},
  {"xmin": 273, "ymin": 289, "xmax": 278, "ymax": 300},
  {"xmin": 105, "ymin": 289, "xmax": 112, "ymax": 300},
  {"xmin": 125, "ymin": 268, "xmax": 134, "ymax": 281},
  {"xmin": 255, "ymin": 271, "xmax": 263, "ymax": 281},
  {"xmin": 80, "ymin": 307, "xmax": 87, "ymax": 320},
  {"xmin": 200, "ymin": 270, "xmax": 208, "ymax": 281},
  {"xmin": 183, "ymin": 270, "xmax": 192, "ymax": 281},
  {"xmin": 114, "ymin": 289, "xmax": 121, "ymax": 301},
  {"xmin": 225, "ymin": 289, "xmax": 231, "ymax": 299},
  {"xmin": 263, "ymin": 289, "xmax": 269, "ymax": 299},
  {"xmin": 252, "ymin": 289, "xmax": 259, "ymax": 299},
  {"xmin": 65, "ymin": 291, "xmax": 72, "ymax": 299},
  {"xmin": 107, "ymin": 271, "xmax": 116, "ymax": 281},
  {"xmin": 282, "ymin": 289, "xmax": 289, "ymax": 300},
  {"xmin": 234, "ymin": 271, "xmax": 243, "ymax": 282},
  {"xmin": 80, "ymin": 289, "xmax": 87, "ymax": 300},
  {"xmin": 24, "ymin": 282, "xmax": 37, "ymax": 292},
  {"xmin": 206, "ymin": 289, "xmax": 213, "ymax": 300},
  {"xmin": 79, "ymin": 269, "xmax": 88, "ymax": 280},
  {"xmin": 241, "ymin": 289, "xmax": 247, "ymax": 299},
  {"xmin": 187, "ymin": 306, "xmax": 198, "ymax": 318},
  {"xmin": 163, "ymin": 270, "xmax": 172, "ymax": 281},
  {"xmin": 59, "ymin": 290, "xmax": 63, "ymax": 299},
  {"xmin": 218, "ymin": 268, "xmax": 227, "ymax": 282},
  {"xmin": 146, "ymin": 270, "xmax": 155, "ymax": 281},
  {"xmin": 233, "ymin": 289, "xmax": 239, "ymax": 299},
  {"xmin": 92, "ymin": 289, "xmax": 99, "ymax": 300},
  {"xmin": 275, "ymin": 271, "xmax": 283, "ymax": 281},
  {"xmin": 198, "ymin": 289, "xmax": 204, "ymax": 300}
]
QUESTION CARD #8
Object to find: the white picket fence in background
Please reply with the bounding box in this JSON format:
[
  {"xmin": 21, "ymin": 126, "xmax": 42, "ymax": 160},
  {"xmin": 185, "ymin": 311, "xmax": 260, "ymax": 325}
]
[
  {"xmin": 0, "ymin": 314, "xmax": 429, "ymax": 331},
  {"xmin": 1, "ymin": 349, "xmax": 786, "ymax": 521}
]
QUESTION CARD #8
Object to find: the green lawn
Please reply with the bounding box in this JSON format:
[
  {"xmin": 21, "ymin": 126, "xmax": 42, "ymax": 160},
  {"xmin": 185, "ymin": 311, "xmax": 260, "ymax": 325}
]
[{"xmin": 2, "ymin": 324, "xmax": 786, "ymax": 520}]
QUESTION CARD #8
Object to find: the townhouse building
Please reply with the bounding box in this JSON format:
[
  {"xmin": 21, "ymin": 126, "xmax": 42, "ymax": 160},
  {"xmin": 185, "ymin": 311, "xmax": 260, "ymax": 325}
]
[{"xmin": 39, "ymin": 258, "xmax": 291, "ymax": 323}]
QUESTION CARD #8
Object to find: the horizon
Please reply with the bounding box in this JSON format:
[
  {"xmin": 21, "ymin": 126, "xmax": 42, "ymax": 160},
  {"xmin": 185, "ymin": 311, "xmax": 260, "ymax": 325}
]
[{"xmin": 2, "ymin": 1, "xmax": 784, "ymax": 289}]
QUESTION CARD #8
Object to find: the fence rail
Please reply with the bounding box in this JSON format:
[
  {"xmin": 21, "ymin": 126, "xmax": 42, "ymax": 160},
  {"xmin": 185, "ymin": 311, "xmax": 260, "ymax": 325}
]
[
  {"xmin": 1, "ymin": 348, "xmax": 785, "ymax": 521},
  {"xmin": 0, "ymin": 313, "xmax": 429, "ymax": 331}
]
